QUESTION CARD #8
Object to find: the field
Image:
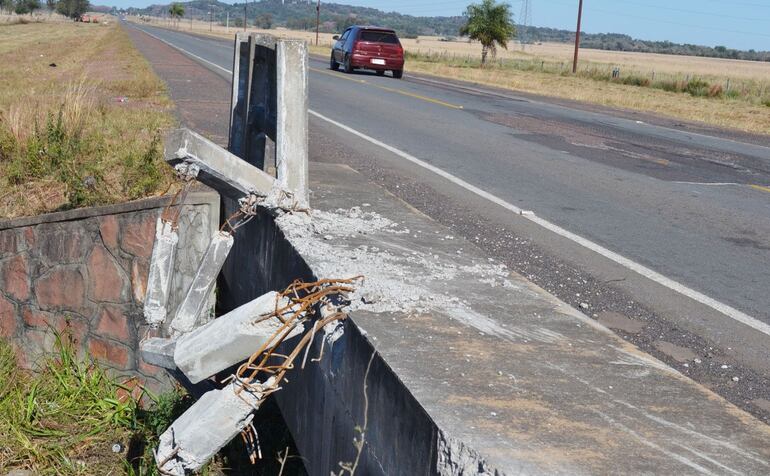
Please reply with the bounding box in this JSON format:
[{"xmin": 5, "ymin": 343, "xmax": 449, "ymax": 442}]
[
  {"xmin": 0, "ymin": 19, "xmax": 175, "ymax": 219},
  {"xmin": 135, "ymin": 16, "xmax": 770, "ymax": 135}
]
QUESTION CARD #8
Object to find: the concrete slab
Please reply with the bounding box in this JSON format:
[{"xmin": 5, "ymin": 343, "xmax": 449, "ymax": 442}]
[
  {"xmin": 139, "ymin": 337, "xmax": 176, "ymax": 370},
  {"xmin": 143, "ymin": 218, "xmax": 179, "ymax": 326},
  {"xmin": 155, "ymin": 381, "xmax": 265, "ymax": 475},
  {"xmin": 174, "ymin": 291, "xmax": 304, "ymax": 383},
  {"xmin": 170, "ymin": 230, "xmax": 234, "ymax": 335},
  {"xmin": 273, "ymin": 163, "xmax": 770, "ymax": 475},
  {"xmin": 164, "ymin": 128, "xmax": 276, "ymax": 201}
]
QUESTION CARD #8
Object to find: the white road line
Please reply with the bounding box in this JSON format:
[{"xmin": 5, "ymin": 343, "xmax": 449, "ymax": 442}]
[
  {"xmin": 132, "ymin": 23, "xmax": 770, "ymax": 338},
  {"xmin": 310, "ymin": 110, "xmax": 770, "ymax": 338}
]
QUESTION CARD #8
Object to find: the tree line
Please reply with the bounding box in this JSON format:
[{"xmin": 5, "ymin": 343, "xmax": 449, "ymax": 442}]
[{"xmin": 0, "ymin": 0, "xmax": 89, "ymax": 19}]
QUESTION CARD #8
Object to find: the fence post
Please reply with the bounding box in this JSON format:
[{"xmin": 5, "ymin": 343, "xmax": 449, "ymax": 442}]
[{"xmin": 276, "ymin": 39, "xmax": 309, "ymax": 206}]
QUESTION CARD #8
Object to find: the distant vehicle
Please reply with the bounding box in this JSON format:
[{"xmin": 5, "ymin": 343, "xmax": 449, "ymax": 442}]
[{"xmin": 330, "ymin": 26, "xmax": 405, "ymax": 79}]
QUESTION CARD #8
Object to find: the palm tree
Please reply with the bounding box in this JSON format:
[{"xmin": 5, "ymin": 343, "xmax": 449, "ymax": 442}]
[
  {"xmin": 168, "ymin": 2, "xmax": 185, "ymax": 28},
  {"xmin": 460, "ymin": 0, "xmax": 516, "ymax": 66}
]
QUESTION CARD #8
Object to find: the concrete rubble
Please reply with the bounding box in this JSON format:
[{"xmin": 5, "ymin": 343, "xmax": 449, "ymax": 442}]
[
  {"xmin": 174, "ymin": 291, "xmax": 305, "ymax": 384},
  {"xmin": 170, "ymin": 230, "xmax": 234, "ymax": 335},
  {"xmin": 143, "ymin": 217, "xmax": 179, "ymax": 326},
  {"xmin": 155, "ymin": 380, "xmax": 268, "ymax": 475}
]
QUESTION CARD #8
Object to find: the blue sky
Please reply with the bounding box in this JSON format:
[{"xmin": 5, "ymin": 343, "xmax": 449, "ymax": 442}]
[{"xmin": 111, "ymin": 0, "xmax": 770, "ymax": 51}]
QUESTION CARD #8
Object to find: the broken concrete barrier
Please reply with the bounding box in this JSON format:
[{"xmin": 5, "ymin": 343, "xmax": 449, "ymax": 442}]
[
  {"xmin": 164, "ymin": 128, "xmax": 276, "ymax": 201},
  {"xmin": 155, "ymin": 381, "xmax": 266, "ymax": 475},
  {"xmin": 139, "ymin": 337, "xmax": 177, "ymax": 370},
  {"xmin": 170, "ymin": 230, "xmax": 234, "ymax": 335},
  {"xmin": 143, "ymin": 218, "xmax": 179, "ymax": 326},
  {"xmin": 174, "ymin": 291, "xmax": 305, "ymax": 384}
]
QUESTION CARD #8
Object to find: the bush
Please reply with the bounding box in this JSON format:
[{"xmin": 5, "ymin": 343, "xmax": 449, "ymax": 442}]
[
  {"xmin": 121, "ymin": 133, "xmax": 165, "ymax": 200},
  {"xmin": 685, "ymin": 78, "xmax": 711, "ymax": 97}
]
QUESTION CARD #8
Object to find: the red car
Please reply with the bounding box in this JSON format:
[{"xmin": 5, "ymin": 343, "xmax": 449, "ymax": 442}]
[{"xmin": 330, "ymin": 26, "xmax": 405, "ymax": 78}]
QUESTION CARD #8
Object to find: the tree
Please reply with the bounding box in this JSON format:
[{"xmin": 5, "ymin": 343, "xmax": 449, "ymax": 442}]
[
  {"xmin": 45, "ymin": 0, "xmax": 54, "ymax": 15},
  {"xmin": 168, "ymin": 2, "xmax": 184, "ymax": 28},
  {"xmin": 459, "ymin": 0, "xmax": 515, "ymax": 65},
  {"xmin": 15, "ymin": 0, "xmax": 40, "ymax": 15},
  {"xmin": 56, "ymin": 0, "xmax": 89, "ymax": 19},
  {"xmin": 255, "ymin": 12, "xmax": 272, "ymax": 29}
]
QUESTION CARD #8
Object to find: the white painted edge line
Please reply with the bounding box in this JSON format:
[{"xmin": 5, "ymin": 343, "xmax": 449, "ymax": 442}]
[
  {"xmin": 132, "ymin": 23, "xmax": 770, "ymax": 338},
  {"xmin": 309, "ymin": 110, "xmax": 770, "ymax": 338}
]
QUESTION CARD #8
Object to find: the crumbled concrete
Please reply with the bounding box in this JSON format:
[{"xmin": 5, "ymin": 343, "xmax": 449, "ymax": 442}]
[
  {"xmin": 140, "ymin": 337, "xmax": 177, "ymax": 370},
  {"xmin": 275, "ymin": 207, "xmax": 523, "ymax": 319},
  {"xmin": 170, "ymin": 231, "xmax": 234, "ymax": 335},
  {"xmin": 155, "ymin": 381, "xmax": 267, "ymax": 475},
  {"xmin": 174, "ymin": 291, "xmax": 304, "ymax": 383},
  {"xmin": 144, "ymin": 218, "xmax": 179, "ymax": 326}
]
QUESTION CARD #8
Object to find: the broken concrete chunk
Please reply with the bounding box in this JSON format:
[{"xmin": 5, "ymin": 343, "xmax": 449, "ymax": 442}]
[
  {"xmin": 143, "ymin": 218, "xmax": 179, "ymax": 326},
  {"xmin": 175, "ymin": 291, "xmax": 305, "ymax": 384},
  {"xmin": 164, "ymin": 128, "xmax": 276, "ymax": 201},
  {"xmin": 140, "ymin": 337, "xmax": 177, "ymax": 370},
  {"xmin": 170, "ymin": 231, "xmax": 235, "ymax": 335},
  {"xmin": 155, "ymin": 381, "xmax": 266, "ymax": 475}
]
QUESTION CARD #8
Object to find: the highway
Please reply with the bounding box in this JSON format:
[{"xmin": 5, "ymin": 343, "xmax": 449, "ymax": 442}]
[{"xmin": 125, "ymin": 22, "xmax": 770, "ymax": 397}]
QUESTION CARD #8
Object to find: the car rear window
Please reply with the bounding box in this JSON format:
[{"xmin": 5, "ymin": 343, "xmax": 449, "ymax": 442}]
[{"xmin": 359, "ymin": 31, "xmax": 399, "ymax": 44}]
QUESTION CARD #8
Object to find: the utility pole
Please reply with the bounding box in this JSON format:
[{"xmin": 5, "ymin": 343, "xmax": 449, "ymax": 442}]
[
  {"xmin": 209, "ymin": 9, "xmax": 212, "ymax": 31},
  {"xmin": 315, "ymin": 0, "xmax": 320, "ymax": 46},
  {"xmin": 226, "ymin": 11, "xmax": 229, "ymax": 32},
  {"xmin": 572, "ymin": 0, "xmax": 583, "ymax": 74}
]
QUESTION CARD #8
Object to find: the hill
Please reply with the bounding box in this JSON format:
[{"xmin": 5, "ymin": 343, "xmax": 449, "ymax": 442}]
[{"xmin": 125, "ymin": 0, "xmax": 770, "ymax": 62}]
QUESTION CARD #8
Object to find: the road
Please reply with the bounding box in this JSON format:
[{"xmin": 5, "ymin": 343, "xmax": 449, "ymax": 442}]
[{"xmin": 125, "ymin": 22, "xmax": 770, "ymax": 415}]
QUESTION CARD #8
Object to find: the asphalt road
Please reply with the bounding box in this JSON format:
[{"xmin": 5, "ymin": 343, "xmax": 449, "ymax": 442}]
[{"xmin": 125, "ymin": 23, "xmax": 770, "ymax": 415}]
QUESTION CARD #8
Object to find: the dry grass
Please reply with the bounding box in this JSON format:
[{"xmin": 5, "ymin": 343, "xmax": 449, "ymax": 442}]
[
  {"xmin": 0, "ymin": 21, "xmax": 175, "ymax": 219},
  {"xmin": 133, "ymin": 16, "xmax": 770, "ymax": 135}
]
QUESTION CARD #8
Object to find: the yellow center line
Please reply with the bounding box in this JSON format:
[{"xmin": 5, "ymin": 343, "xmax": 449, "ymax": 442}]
[
  {"xmin": 749, "ymin": 184, "xmax": 770, "ymax": 194},
  {"xmin": 310, "ymin": 67, "xmax": 463, "ymax": 110}
]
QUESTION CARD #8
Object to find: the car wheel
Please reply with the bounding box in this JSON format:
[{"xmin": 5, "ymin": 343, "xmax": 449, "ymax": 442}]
[
  {"xmin": 376, "ymin": 70, "xmax": 385, "ymax": 76},
  {"xmin": 392, "ymin": 69, "xmax": 403, "ymax": 79},
  {"xmin": 330, "ymin": 53, "xmax": 339, "ymax": 71},
  {"xmin": 343, "ymin": 55, "xmax": 354, "ymax": 73}
]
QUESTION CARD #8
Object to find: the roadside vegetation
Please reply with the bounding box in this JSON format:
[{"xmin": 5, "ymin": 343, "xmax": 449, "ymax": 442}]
[
  {"xmin": 0, "ymin": 21, "xmax": 175, "ymax": 219},
  {"xmin": 0, "ymin": 334, "xmax": 194, "ymax": 475},
  {"xmin": 135, "ymin": 14, "xmax": 770, "ymax": 135}
]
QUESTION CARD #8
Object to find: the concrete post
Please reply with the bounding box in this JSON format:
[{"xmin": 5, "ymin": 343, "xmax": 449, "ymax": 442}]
[
  {"xmin": 170, "ymin": 231, "xmax": 234, "ymax": 335},
  {"xmin": 143, "ymin": 218, "xmax": 179, "ymax": 326},
  {"xmin": 174, "ymin": 291, "xmax": 306, "ymax": 383},
  {"xmin": 276, "ymin": 39, "xmax": 309, "ymax": 207},
  {"xmin": 164, "ymin": 128, "xmax": 278, "ymax": 201},
  {"xmin": 155, "ymin": 381, "xmax": 265, "ymax": 475}
]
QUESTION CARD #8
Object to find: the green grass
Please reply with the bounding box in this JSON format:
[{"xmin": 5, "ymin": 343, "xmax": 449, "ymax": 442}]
[
  {"xmin": 0, "ymin": 23, "xmax": 176, "ymax": 219},
  {"xmin": 0, "ymin": 334, "xmax": 194, "ymax": 475}
]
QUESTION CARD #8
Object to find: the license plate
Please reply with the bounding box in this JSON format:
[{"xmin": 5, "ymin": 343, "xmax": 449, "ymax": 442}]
[{"xmin": 371, "ymin": 58, "xmax": 386, "ymax": 65}]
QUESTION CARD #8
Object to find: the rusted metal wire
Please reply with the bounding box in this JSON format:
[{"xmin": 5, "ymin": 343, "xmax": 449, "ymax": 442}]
[{"xmin": 222, "ymin": 277, "xmax": 362, "ymax": 463}]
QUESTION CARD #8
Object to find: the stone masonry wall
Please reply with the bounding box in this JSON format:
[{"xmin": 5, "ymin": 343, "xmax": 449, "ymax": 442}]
[{"xmin": 0, "ymin": 189, "xmax": 218, "ymax": 391}]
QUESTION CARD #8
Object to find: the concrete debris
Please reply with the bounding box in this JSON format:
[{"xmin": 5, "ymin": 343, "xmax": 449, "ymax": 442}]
[
  {"xmin": 164, "ymin": 128, "xmax": 277, "ymax": 202},
  {"xmin": 144, "ymin": 218, "xmax": 179, "ymax": 326},
  {"xmin": 174, "ymin": 291, "xmax": 305, "ymax": 384},
  {"xmin": 140, "ymin": 337, "xmax": 177, "ymax": 370},
  {"xmin": 155, "ymin": 380, "xmax": 268, "ymax": 475},
  {"xmin": 170, "ymin": 231, "xmax": 234, "ymax": 335},
  {"xmin": 276, "ymin": 207, "xmax": 527, "ymax": 316}
]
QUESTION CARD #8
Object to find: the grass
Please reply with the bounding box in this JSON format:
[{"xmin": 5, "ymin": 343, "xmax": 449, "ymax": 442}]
[
  {"xmin": 0, "ymin": 21, "xmax": 176, "ymax": 219},
  {"xmin": 0, "ymin": 333, "xmax": 193, "ymax": 475},
  {"xmin": 135, "ymin": 16, "xmax": 770, "ymax": 135}
]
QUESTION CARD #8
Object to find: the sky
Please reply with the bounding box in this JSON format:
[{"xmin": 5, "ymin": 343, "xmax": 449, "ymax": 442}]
[{"xmin": 108, "ymin": 0, "xmax": 770, "ymax": 51}]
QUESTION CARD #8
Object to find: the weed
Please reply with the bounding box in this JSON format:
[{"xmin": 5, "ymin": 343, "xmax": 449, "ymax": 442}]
[{"xmin": 121, "ymin": 133, "xmax": 165, "ymax": 201}]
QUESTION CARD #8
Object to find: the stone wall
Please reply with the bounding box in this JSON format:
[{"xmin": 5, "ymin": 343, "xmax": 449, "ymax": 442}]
[{"xmin": 0, "ymin": 189, "xmax": 218, "ymax": 390}]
